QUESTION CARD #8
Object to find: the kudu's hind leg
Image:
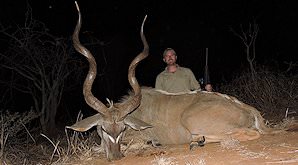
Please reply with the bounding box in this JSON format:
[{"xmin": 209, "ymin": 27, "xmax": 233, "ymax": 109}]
[{"xmin": 190, "ymin": 134, "xmax": 206, "ymax": 150}]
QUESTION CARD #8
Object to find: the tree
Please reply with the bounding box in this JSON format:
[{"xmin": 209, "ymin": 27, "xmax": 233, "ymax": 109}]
[
  {"xmin": 0, "ymin": 6, "xmax": 82, "ymax": 137},
  {"xmin": 230, "ymin": 21, "xmax": 259, "ymax": 79}
]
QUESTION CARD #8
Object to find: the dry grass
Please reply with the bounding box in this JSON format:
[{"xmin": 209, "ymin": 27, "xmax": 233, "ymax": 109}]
[
  {"xmin": 220, "ymin": 138, "xmax": 240, "ymax": 149},
  {"xmin": 220, "ymin": 67, "xmax": 298, "ymax": 122},
  {"xmin": 43, "ymin": 112, "xmax": 104, "ymax": 164},
  {"xmin": 0, "ymin": 110, "xmax": 104, "ymax": 164},
  {"xmin": 40, "ymin": 129, "xmax": 104, "ymax": 164},
  {"xmin": 151, "ymin": 156, "xmax": 177, "ymax": 165},
  {"xmin": 0, "ymin": 109, "xmax": 39, "ymax": 164},
  {"xmin": 220, "ymin": 138, "xmax": 268, "ymax": 160}
]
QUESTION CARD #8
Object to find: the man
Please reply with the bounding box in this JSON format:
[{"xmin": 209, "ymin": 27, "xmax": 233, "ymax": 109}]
[{"xmin": 155, "ymin": 48, "xmax": 201, "ymax": 93}]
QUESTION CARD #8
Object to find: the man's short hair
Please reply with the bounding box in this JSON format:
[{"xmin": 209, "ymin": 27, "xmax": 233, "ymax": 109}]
[{"xmin": 163, "ymin": 48, "xmax": 177, "ymax": 57}]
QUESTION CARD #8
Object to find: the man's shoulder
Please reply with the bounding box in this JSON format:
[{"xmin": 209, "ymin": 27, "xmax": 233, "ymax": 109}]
[
  {"xmin": 178, "ymin": 66, "xmax": 192, "ymax": 72},
  {"xmin": 157, "ymin": 70, "xmax": 167, "ymax": 78}
]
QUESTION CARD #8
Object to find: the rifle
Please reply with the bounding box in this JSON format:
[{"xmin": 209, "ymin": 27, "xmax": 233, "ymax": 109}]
[{"xmin": 204, "ymin": 48, "xmax": 210, "ymax": 85}]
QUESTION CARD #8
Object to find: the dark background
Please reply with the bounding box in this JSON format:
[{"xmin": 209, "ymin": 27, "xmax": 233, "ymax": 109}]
[{"xmin": 1, "ymin": 0, "xmax": 297, "ymax": 111}]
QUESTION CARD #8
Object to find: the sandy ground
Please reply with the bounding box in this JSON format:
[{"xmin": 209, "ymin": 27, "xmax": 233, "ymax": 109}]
[{"xmin": 69, "ymin": 131, "xmax": 298, "ymax": 165}]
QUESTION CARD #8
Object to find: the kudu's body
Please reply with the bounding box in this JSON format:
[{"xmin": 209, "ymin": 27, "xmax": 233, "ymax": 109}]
[{"xmin": 128, "ymin": 88, "xmax": 271, "ymax": 146}]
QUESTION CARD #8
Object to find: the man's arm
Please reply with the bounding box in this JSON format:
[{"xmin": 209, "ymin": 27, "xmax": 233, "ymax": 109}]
[
  {"xmin": 155, "ymin": 74, "xmax": 163, "ymax": 90},
  {"xmin": 187, "ymin": 69, "xmax": 201, "ymax": 91}
]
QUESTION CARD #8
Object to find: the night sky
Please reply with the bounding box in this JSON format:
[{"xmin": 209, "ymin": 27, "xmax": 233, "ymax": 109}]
[{"xmin": 1, "ymin": 0, "xmax": 298, "ymax": 100}]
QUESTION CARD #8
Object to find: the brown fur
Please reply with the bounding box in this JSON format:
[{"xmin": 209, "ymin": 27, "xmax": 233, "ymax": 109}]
[{"xmin": 127, "ymin": 87, "xmax": 272, "ymax": 144}]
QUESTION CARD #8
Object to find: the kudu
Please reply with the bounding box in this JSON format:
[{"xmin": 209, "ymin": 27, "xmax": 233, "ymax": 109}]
[
  {"xmin": 67, "ymin": 2, "xmax": 291, "ymax": 162},
  {"xmin": 66, "ymin": 2, "xmax": 152, "ymax": 160}
]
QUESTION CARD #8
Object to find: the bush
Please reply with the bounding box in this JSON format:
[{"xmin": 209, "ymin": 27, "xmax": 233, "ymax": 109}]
[
  {"xmin": 220, "ymin": 67, "xmax": 298, "ymax": 122},
  {"xmin": 0, "ymin": 109, "xmax": 39, "ymax": 163}
]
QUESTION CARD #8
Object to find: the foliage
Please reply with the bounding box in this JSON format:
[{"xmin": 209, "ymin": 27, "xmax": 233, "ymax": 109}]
[
  {"xmin": 220, "ymin": 66, "xmax": 298, "ymax": 121},
  {"xmin": 0, "ymin": 110, "xmax": 101, "ymax": 164},
  {"xmin": 0, "ymin": 109, "xmax": 39, "ymax": 163}
]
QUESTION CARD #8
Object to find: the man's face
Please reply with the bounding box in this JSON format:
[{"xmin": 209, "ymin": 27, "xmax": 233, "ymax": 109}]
[
  {"xmin": 163, "ymin": 50, "xmax": 177, "ymax": 65},
  {"xmin": 205, "ymin": 84, "xmax": 213, "ymax": 92}
]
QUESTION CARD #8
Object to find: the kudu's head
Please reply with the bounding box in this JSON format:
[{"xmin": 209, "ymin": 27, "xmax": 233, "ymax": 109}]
[{"xmin": 66, "ymin": 2, "xmax": 152, "ymax": 161}]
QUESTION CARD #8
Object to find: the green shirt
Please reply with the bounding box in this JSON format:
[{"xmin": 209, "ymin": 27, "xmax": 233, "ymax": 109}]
[{"xmin": 155, "ymin": 66, "xmax": 201, "ymax": 93}]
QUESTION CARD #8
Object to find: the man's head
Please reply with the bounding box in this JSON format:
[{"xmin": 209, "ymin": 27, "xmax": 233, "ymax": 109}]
[
  {"xmin": 163, "ymin": 48, "xmax": 177, "ymax": 65},
  {"xmin": 205, "ymin": 84, "xmax": 213, "ymax": 92}
]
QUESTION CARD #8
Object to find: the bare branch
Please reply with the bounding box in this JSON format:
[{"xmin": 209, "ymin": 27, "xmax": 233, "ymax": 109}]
[
  {"xmin": 230, "ymin": 21, "xmax": 259, "ymax": 77},
  {"xmin": 0, "ymin": 3, "xmax": 83, "ymax": 137}
]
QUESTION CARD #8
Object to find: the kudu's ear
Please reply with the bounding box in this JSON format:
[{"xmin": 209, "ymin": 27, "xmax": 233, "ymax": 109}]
[
  {"xmin": 66, "ymin": 113, "xmax": 103, "ymax": 132},
  {"xmin": 124, "ymin": 116, "xmax": 153, "ymax": 131}
]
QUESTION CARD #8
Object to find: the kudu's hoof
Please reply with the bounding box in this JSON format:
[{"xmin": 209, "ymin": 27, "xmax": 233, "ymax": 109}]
[
  {"xmin": 147, "ymin": 139, "xmax": 161, "ymax": 147},
  {"xmin": 190, "ymin": 141, "xmax": 198, "ymax": 150},
  {"xmin": 198, "ymin": 136, "xmax": 206, "ymax": 147},
  {"xmin": 189, "ymin": 136, "xmax": 205, "ymax": 150}
]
